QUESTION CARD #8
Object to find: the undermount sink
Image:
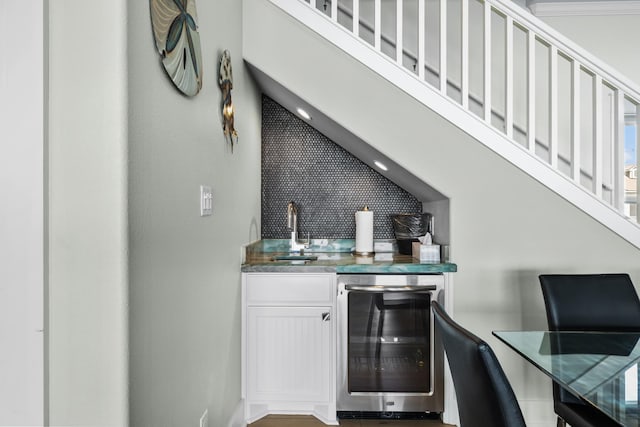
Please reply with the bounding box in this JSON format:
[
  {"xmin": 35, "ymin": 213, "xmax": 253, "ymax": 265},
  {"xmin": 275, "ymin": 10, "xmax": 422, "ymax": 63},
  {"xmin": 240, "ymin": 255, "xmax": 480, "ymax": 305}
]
[{"xmin": 272, "ymin": 255, "xmax": 318, "ymax": 261}]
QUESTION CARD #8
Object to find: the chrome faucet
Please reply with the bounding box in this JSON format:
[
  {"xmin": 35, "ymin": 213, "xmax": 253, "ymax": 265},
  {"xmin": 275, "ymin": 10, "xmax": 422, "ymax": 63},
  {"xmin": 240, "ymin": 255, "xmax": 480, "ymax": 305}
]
[{"xmin": 287, "ymin": 201, "xmax": 307, "ymax": 252}]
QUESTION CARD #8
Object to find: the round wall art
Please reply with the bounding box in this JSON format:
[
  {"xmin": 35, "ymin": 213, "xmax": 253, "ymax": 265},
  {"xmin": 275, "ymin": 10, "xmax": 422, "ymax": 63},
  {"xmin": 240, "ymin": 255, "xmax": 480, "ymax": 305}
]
[{"xmin": 149, "ymin": 0, "xmax": 203, "ymax": 96}]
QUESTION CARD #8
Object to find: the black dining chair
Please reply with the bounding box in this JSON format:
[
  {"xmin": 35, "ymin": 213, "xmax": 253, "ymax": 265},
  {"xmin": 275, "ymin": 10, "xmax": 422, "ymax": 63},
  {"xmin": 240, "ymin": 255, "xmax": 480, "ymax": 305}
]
[
  {"xmin": 540, "ymin": 273, "xmax": 640, "ymax": 427},
  {"xmin": 431, "ymin": 301, "xmax": 526, "ymax": 427}
]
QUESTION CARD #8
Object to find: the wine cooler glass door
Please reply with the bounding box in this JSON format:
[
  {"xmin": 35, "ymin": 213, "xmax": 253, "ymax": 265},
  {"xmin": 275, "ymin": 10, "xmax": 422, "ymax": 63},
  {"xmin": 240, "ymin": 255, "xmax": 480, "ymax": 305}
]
[{"xmin": 348, "ymin": 291, "xmax": 432, "ymax": 394}]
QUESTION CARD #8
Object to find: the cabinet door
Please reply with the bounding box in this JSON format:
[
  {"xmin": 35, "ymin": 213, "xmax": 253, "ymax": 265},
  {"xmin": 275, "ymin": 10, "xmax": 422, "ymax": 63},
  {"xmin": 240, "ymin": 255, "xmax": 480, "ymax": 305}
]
[{"xmin": 247, "ymin": 306, "xmax": 332, "ymax": 403}]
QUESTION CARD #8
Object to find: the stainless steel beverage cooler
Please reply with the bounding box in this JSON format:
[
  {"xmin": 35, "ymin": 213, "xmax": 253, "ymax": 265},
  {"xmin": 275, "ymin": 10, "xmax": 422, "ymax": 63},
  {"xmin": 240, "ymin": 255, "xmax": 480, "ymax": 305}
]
[{"xmin": 337, "ymin": 274, "xmax": 445, "ymax": 417}]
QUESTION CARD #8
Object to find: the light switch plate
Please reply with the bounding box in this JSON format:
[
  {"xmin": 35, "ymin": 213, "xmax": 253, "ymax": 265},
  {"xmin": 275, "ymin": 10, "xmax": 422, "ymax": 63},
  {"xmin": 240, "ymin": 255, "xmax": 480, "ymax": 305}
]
[{"xmin": 200, "ymin": 185, "xmax": 213, "ymax": 216}]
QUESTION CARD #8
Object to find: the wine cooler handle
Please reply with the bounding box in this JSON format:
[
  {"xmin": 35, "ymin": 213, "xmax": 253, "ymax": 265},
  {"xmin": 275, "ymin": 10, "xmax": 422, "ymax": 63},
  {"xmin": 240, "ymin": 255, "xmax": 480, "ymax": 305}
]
[{"xmin": 345, "ymin": 285, "xmax": 437, "ymax": 292}]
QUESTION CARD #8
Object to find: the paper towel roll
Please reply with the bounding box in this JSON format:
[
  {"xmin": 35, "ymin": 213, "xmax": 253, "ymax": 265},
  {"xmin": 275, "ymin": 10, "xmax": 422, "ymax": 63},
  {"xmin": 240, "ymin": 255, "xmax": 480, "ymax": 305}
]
[{"xmin": 355, "ymin": 208, "xmax": 374, "ymax": 255}]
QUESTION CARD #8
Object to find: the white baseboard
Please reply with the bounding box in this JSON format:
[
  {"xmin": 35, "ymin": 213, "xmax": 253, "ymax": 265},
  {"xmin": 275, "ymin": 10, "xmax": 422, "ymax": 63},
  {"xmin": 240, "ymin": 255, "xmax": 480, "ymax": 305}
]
[{"xmin": 226, "ymin": 400, "xmax": 246, "ymax": 427}]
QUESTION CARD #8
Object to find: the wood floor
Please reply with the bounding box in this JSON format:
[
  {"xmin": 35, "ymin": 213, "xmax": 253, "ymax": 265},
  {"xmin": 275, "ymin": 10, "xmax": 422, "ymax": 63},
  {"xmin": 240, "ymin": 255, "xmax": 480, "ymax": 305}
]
[{"xmin": 248, "ymin": 415, "xmax": 453, "ymax": 427}]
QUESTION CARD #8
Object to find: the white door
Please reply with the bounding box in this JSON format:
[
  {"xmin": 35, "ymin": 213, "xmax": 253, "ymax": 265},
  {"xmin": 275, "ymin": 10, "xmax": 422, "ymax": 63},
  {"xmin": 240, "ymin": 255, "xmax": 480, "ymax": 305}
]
[{"xmin": 247, "ymin": 306, "xmax": 332, "ymax": 403}]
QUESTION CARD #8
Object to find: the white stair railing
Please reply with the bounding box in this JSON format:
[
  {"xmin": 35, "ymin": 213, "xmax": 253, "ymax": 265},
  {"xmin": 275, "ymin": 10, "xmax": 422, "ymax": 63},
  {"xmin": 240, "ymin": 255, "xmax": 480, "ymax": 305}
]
[{"xmin": 302, "ymin": 0, "xmax": 640, "ymax": 225}]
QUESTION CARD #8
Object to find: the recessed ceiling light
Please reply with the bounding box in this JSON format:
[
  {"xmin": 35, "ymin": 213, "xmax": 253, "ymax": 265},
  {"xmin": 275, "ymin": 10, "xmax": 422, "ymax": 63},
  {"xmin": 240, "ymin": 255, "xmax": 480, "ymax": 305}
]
[
  {"xmin": 374, "ymin": 161, "xmax": 388, "ymax": 171},
  {"xmin": 297, "ymin": 107, "xmax": 311, "ymax": 120}
]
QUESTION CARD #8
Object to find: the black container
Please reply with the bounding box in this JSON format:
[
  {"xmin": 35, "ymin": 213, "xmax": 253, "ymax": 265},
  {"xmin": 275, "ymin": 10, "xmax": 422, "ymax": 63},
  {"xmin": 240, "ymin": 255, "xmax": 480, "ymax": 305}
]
[{"xmin": 391, "ymin": 213, "xmax": 433, "ymax": 255}]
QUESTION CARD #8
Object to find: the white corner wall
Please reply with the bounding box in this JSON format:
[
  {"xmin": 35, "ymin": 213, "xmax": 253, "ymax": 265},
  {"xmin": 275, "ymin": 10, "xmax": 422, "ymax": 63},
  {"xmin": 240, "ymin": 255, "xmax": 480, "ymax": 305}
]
[
  {"xmin": 127, "ymin": 0, "xmax": 262, "ymax": 425},
  {"xmin": 0, "ymin": 1, "xmax": 44, "ymax": 425},
  {"xmin": 48, "ymin": 0, "xmax": 129, "ymax": 425},
  {"xmin": 243, "ymin": 1, "xmax": 640, "ymax": 426}
]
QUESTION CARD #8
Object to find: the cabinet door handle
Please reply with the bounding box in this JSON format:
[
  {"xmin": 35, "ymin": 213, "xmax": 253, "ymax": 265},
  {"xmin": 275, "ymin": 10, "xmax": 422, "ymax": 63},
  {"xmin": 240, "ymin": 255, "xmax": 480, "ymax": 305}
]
[{"xmin": 321, "ymin": 312, "xmax": 330, "ymax": 322}]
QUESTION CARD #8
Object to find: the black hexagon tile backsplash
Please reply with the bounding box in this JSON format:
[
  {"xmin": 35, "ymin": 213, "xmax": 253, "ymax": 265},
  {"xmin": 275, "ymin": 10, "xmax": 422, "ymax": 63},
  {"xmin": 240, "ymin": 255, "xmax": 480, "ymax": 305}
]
[{"xmin": 261, "ymin": 96, "xmax": 422, "ymax": 239}]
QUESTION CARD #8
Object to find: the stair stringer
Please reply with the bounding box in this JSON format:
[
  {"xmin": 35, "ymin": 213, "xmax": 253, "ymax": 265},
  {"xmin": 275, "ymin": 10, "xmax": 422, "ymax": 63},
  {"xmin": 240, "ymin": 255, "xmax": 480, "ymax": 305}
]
[{"xmin": 249, "ymin": 0, "xmax": 640, "ymax": 250}]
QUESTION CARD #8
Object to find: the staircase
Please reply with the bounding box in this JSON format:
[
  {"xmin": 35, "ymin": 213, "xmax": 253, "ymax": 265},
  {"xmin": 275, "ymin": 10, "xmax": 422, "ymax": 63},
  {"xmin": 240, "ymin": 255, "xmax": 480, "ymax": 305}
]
[{"xmin": 254, "ymin": 0, "xmax": 640, "ymax": 249}]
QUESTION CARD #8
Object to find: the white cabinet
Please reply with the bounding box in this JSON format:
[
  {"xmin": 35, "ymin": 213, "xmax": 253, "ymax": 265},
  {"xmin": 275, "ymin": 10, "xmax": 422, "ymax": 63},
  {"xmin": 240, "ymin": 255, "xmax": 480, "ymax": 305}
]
[
  {"xmin": 242, "ymin": 273, "xmax": 337, "ymax": 425},
  {"xmin": 247, "ymin": 306, "xmax": 331, "ymax": 402}
]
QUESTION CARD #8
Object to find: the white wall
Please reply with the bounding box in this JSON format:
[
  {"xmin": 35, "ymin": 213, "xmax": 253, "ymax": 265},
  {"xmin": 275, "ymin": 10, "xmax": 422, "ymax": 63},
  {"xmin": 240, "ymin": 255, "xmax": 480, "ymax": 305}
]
[
  {"xmin": 48, "ymin": 0, "xmax": 129, "ymax": 425},
  {"xmin": 0, "ymin": 1, "xmax": 44, "ymax": 425},
  {"xmin": 127, "ymin": 0, "xmax": 262, "ymax": 426},
  {"xmin": 243, "ymin": 2, "xmax": 640, "ymax": 426}
]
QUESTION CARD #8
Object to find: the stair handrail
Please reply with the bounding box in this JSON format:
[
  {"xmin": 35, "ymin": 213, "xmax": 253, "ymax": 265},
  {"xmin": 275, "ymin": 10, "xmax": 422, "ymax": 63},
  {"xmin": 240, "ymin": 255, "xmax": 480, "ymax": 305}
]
[
  {"xmin": 489, "ymin": 0, "xmax": 640, "ymax": 97},
  {"xmin": 296, "ymin": 0, "xmax": 640, "ymax": 224}
]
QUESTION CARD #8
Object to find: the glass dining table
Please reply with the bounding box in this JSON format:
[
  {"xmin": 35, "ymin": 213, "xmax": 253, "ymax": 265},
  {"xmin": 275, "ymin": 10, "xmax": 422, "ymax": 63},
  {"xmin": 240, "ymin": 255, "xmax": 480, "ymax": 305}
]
[{"xmin": 493, "ymin": 331, "xmax": 640, "ymax": 427}]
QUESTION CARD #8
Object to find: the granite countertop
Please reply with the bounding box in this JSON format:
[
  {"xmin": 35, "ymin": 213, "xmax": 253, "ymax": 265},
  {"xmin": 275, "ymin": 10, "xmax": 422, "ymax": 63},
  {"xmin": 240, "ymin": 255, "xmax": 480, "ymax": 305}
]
[{"xmin": 241, "ymin": 239, "xmax": 457, "ymax": 274}]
